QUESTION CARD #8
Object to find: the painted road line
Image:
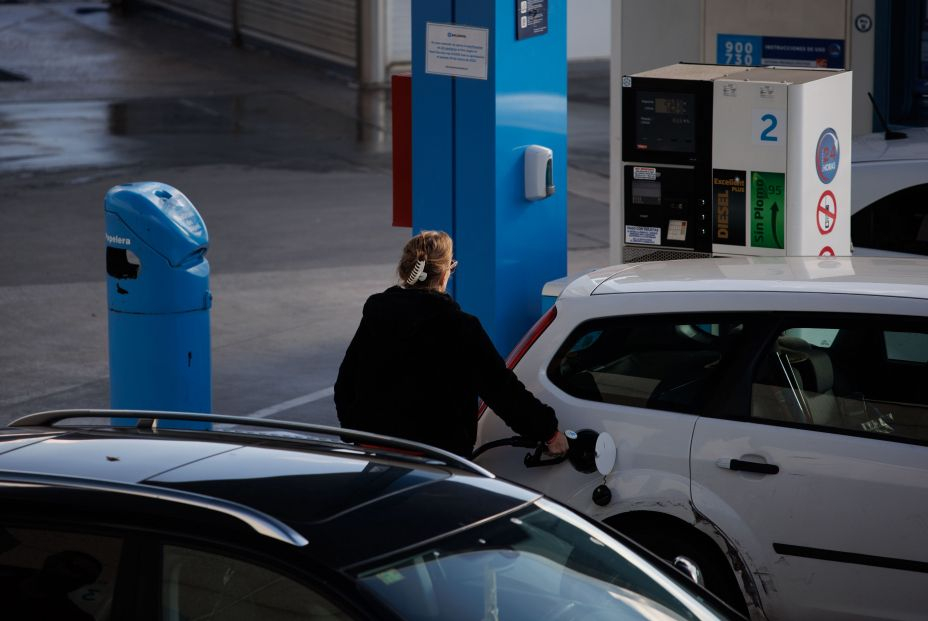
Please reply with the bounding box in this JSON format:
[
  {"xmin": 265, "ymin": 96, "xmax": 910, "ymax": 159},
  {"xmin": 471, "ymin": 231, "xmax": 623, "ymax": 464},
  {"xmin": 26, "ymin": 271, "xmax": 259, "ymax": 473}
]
[{"xmin": 248, "ymin": 386, "xmax": 335, "ymax": 419}]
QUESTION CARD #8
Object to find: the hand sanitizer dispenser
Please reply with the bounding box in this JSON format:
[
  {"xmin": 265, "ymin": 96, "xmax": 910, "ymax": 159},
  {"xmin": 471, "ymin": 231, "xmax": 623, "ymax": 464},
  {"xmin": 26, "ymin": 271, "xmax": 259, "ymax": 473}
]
[{"xmin": 525, "ymin": 145, "xmax": 555, "ymax": 201}]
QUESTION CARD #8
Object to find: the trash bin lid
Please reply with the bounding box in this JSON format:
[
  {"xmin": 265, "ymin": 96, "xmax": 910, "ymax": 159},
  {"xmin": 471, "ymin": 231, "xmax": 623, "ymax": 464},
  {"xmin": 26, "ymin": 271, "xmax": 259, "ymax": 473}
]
[{"xmin": 105, "ymin": 182, "xmax": 208, "ymax": 267}]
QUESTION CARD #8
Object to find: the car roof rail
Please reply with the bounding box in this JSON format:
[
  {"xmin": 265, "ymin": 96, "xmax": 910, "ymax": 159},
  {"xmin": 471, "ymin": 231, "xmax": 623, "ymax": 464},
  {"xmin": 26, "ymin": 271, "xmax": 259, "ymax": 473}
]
[
  {"xmin": 9, "ymin": 409, "xmax": 494, "ymax": 478},
  {"xmin": 0, "ymin": 470, "xmax": 308, "ymax": 547}
]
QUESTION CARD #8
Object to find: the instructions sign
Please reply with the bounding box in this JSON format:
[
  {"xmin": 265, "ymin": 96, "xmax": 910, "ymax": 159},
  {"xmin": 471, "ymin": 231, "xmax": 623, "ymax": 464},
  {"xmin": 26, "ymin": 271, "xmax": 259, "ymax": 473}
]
[
  {"xmin": 625, "ymin": 225, "xmax": 661, "ymax": 246},
  {"xmin": 516, "ymin": 0, "xmax": 548, "ymax": 40},
  {"xmin": 713, "ymin": 170, "xmax": 746, "ymax": 246},
  {"xmin": 718, "ymin": 34, "xmax": 845, "ymax": 68},
  {"xmin": 751, "ymin": 172, "xmax": 785, "ymax": 249},
  {"xmin": 426, "ymin": 23, "xmax": 489, "ymax": 80}
]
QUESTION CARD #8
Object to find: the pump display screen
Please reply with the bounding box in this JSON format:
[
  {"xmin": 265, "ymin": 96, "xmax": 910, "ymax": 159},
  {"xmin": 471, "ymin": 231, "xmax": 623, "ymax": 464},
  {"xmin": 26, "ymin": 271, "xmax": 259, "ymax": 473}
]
[
  {"xmin": 634, "ymin": 92, "xmax": 695, "ymax": 153},
  {"xmin": 632, "ymin": 178, "xmax": 661, "ymax": 205}
]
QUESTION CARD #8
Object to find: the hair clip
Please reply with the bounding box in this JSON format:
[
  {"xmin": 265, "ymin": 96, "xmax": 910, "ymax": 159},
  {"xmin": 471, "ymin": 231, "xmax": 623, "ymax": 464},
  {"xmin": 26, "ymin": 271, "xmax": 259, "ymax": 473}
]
[{"xmin": 406, "ymin": 259, "xmax": 427, "ymax": 285}]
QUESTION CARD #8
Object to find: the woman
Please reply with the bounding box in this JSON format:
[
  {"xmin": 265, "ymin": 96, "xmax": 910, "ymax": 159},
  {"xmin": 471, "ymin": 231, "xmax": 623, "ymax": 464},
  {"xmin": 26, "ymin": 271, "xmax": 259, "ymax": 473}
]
[{"xmin": 335, "ymin": 230, "xmax": 568, "ymax": 458}]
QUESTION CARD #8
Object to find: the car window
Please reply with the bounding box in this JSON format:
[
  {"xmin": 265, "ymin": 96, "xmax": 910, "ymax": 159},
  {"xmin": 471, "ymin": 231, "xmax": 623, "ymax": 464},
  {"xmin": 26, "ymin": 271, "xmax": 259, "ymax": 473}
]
[
  {"xmin": 751, "ymin": 319, "xmax": 928, "ymax": 442},
  {"xmin": 0, "ymin": 526, "xmax": 122, "ymax": 620},
  {"xmin": 547, "ymin": 316, "xmax": 746, "ymax": 414},
  {"xmin": 783, "ymin": 327, "xmax": 839, "ymax": 347},
  {"xmin": 355, "ymin": 502, "xmax": 730, "ymax": 621},
  {"xmin": 162, "ymin": 545, "xmax": 350, "ymax": 621},
  {"xmin": 885, "ymin": 331, "xmax": 928, "ymax": 363},
  {"xmin": 851, "ymin": 182, "xmax": 928, "ymax": 256}
]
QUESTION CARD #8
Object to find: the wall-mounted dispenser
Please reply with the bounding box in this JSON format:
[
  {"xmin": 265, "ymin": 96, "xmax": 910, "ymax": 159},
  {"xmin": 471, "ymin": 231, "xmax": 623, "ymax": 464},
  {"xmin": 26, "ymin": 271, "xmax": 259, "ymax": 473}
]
[{"xmin": 525, "ymin": 145, "xmax": 555, "ymax": 201}]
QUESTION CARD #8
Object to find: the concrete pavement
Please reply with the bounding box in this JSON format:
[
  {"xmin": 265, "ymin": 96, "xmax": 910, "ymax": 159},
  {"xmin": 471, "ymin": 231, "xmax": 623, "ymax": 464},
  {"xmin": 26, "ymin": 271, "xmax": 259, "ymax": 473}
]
[{"xmin": 0, "ymin": 1, "xmax": 610, "ymax": 426}]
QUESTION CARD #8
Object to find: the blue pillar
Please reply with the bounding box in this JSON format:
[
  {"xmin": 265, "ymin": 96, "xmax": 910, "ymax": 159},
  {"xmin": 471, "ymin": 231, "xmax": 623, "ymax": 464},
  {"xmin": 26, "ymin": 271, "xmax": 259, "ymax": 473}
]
[{"xmin": 411, "ymin": 0, "xmax": 567, "ymax": 355}]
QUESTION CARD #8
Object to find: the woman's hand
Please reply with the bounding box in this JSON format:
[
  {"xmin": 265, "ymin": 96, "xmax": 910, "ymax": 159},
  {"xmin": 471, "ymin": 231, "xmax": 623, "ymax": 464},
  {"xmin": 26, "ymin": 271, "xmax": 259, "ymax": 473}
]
[{"xmin": 545, "ymin": 430, "xmax": 569, "ymax": 455}]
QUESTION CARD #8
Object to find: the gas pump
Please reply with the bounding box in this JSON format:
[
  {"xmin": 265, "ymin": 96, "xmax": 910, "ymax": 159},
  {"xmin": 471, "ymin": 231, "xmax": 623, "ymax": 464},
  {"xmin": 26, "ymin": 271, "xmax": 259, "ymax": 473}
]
[{"xmin": 619, "ymin": 63, "xmax": 851, "ymax": 262}]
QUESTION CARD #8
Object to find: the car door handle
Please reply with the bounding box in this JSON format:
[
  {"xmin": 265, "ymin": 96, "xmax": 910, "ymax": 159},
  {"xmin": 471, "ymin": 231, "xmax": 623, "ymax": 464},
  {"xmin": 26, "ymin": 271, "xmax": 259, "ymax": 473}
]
[{"xmin": 716, "ymin": 458, "xmax": 779, "ymax": 475}]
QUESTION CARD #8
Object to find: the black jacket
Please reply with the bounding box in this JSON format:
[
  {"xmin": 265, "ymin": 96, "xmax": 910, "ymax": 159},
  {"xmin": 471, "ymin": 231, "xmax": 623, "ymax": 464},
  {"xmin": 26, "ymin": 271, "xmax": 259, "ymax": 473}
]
[{"xmin": 334, "ymin": 286, "xmax": 558, "ymax": 457}]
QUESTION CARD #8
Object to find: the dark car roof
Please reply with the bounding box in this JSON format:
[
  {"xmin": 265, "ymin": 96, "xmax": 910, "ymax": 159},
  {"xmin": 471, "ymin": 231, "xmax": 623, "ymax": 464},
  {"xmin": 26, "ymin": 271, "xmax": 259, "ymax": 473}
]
[{"xmin": 0, "ymin": 419, "xmax": 539, "ymax": 569}]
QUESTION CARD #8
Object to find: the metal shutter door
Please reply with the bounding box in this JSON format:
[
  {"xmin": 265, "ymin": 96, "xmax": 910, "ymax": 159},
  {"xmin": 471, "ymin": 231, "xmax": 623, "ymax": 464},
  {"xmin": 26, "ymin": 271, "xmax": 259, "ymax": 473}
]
[
  {"xmin": 144, "ymin": 0, "xmax": 231, "ymax": 29},
  {"xmin": 239, "ymin": 0, "xmax": 357, "ymax": 66}
]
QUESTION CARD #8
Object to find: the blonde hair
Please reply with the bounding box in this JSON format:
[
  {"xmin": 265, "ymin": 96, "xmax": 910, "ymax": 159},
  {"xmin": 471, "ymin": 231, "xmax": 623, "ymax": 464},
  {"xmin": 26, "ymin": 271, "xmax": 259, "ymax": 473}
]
[{"xmin": 398, "ymin": 230, "xmax": 454, "ymax": 290}]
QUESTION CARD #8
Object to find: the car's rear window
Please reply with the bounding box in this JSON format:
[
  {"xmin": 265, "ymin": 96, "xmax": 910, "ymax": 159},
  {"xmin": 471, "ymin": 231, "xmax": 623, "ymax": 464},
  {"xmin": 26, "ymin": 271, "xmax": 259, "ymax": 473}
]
[{"xmin": 547, "ymin": 315, "xmax": 747, "ymax": 414}]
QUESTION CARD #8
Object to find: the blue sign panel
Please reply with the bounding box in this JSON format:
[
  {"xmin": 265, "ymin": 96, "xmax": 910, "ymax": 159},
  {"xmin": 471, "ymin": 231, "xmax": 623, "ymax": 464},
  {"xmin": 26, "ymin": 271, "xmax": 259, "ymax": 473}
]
[
  {"xmin": 717, "ymin": 34, "xmax": 762, "ymax": 66},
  {"xmin": 763, "ymin": 36, "xmax": 844, "ymax": 68},
  {"xmin": 717, "ymin": 34, "xmax": 845, "ymax": 68}
]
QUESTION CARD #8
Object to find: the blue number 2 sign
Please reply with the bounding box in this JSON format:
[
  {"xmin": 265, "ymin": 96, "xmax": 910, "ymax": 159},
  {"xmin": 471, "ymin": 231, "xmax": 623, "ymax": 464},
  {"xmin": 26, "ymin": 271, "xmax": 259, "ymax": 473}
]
[
  {"xmin": 760, "ymin": 114, "xmax": 778, "ymax": 141},
  {"xmin": 753, "ymin": 109, "xmax": 783, "ymax": 145}
]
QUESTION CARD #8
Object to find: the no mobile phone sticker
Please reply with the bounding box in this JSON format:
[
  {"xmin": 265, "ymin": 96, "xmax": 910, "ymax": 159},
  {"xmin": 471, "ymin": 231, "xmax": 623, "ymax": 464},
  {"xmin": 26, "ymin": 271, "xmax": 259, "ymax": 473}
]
[{"xmin": 817, "ymin": 190, "xmax": 837, "ymax": 235}]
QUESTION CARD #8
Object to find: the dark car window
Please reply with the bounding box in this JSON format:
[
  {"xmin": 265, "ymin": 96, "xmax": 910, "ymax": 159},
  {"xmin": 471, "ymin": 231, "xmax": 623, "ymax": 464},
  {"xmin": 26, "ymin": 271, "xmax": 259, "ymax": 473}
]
[
  {"xmin": 161, "ymin": 545, "xmax": 350, "ymax": 621},
  {"xmin": 355, "ymin": 501, "xmax": 732, "ymax": 620},
  {"xmin": 751, "ymin": 319, "xmax": 928, "ymax": 443},
  {"xmin": 851, "ymin": 182, "xmax": 928, "ymax": 255},
  {"xmin": 0, "ymin": 526, "xmax": 122, "ymax": 620},
  {"xmin": 547, "ymin": 315, "xmax": 746, "ymax": 414}
]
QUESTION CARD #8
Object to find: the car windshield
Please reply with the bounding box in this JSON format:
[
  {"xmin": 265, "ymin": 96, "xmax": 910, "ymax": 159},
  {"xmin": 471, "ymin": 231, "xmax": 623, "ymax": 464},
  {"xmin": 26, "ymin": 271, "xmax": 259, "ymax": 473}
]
[{"xmin": 354, "ymin": 499, "xmax": 733, "ymax": 621}]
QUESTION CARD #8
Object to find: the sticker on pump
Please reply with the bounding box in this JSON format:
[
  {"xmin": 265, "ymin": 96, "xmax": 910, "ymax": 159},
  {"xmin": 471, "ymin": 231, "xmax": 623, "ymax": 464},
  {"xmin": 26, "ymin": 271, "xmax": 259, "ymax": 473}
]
[
  {"xmin": 750, "ymin": 171, "xmax": 785, "ymax": 249},
  {"xmin": 819, "ymin": 246, "xmax": 835, "ymax": 257},
  {"xmin": 625, "ymin": 225, "xmax": 661, "ymax": 245},
  {"xmin": 667, "ymin": 220, "xmax": 688, "ymax": 241},
  {"xmin": 633, "ymin": 167, "xmax": 658, "ymax": 181},
  {"xmin": 816, "ymin": 190, "xmax": 837, "ymax": 235},
  {"xmin": 713, "ymin": 170, "xmax": 746, "ymax": 246},
  {"xmin": 815, "ymin": 128, "xmax": 840, "ymax": 184}
]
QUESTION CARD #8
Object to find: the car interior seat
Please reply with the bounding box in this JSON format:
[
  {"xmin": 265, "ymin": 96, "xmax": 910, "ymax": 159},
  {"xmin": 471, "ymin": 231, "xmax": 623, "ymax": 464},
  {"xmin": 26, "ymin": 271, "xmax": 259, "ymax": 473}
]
[
  {"xmin": 775, "ymin": 336, "xmax": 841, "ymax": 427},
  {"xmin": 795, "ymin": 347, "xmax": 842, "ymax": 427}
]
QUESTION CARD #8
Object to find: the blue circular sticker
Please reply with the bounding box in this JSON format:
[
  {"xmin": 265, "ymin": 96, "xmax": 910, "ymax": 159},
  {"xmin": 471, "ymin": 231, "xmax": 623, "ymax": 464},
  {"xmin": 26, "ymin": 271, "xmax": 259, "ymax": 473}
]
[{"xmin": 815, "ymin": 128, "xmax": 840, "ymax": 184}]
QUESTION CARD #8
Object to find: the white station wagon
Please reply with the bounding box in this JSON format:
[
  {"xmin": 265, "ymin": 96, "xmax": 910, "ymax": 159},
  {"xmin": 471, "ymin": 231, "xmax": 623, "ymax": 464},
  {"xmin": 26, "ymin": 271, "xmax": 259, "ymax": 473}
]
[{"xmin": 474, "ymin": 256, "xmax": 928, "ymax": 621}]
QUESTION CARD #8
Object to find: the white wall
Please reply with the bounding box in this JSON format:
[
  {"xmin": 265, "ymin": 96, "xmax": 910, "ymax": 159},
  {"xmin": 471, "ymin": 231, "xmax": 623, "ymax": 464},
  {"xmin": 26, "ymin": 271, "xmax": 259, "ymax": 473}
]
[
  {"xmin": 568, "ymin": 0, "xmax": 611, "ymax": 60},
  {"xmin": 620, "ymin": 0, "xmax": 702, "ymax": 73},
  {"xmin": 609, "ymin": 0, "xmax": 702, "ymax": 263},
  {"xmin": 850, "ymin": 0, "xmax": 875, "ymax": 134},
  {"xmin": 386, "ymin": 0, "xmax": 411, "ymax": 68}
]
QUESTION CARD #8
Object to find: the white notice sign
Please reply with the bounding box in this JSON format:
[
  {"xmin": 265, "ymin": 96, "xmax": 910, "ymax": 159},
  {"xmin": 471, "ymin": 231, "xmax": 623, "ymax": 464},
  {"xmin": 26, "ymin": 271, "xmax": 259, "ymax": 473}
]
[
  {"xmin": 625, "ymin": 225, "xmax": 661, "ymax": 246},
  {"xmin": 426, "ymin": 23, "xmax": 489, "ymax": 80}
]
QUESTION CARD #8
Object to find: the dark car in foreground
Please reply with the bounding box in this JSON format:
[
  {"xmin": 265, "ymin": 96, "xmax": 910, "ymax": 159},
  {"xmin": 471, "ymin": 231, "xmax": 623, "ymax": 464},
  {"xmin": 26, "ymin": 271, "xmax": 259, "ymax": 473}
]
[{"xmin": 0, "ymin": 410, "xmax": 739, "ymax": 621}]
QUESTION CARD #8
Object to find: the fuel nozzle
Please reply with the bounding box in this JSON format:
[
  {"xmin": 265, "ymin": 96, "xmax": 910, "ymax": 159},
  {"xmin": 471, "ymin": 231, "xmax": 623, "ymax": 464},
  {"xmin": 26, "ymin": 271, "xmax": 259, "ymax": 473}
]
[
  {"xmin": 472, "ymin": 429, "xmax": 617, "ymax": 478},
  {"xmin": 522, "ymin": 428, "xmax": 601, "ymax": 470}
]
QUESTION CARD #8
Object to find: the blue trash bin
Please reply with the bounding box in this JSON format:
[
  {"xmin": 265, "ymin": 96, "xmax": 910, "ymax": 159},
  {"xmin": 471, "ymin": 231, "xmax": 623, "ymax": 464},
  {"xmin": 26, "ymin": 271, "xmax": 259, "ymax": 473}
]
[{"xmin": 105, "ymin": 182, "xmax": 211, "ymax": 428}]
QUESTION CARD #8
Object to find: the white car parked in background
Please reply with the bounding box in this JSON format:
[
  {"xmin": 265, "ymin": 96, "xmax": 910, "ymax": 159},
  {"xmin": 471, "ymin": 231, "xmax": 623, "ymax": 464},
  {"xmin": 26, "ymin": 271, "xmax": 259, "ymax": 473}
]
[
  {"xmin": 852, "ymin": 128, "xmax": 928, "ymax": 257},
  {"xmin": 474, "ymin": 256, "xmax": 928, "ymax": 621}
]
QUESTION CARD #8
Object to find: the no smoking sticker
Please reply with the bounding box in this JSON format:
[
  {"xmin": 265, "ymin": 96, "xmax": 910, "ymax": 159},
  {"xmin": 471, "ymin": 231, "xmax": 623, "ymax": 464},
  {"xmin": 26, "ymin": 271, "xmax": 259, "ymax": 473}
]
[{"xmin": 817, "ymin": 190, "xmax": 837, "ymax": 235}]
